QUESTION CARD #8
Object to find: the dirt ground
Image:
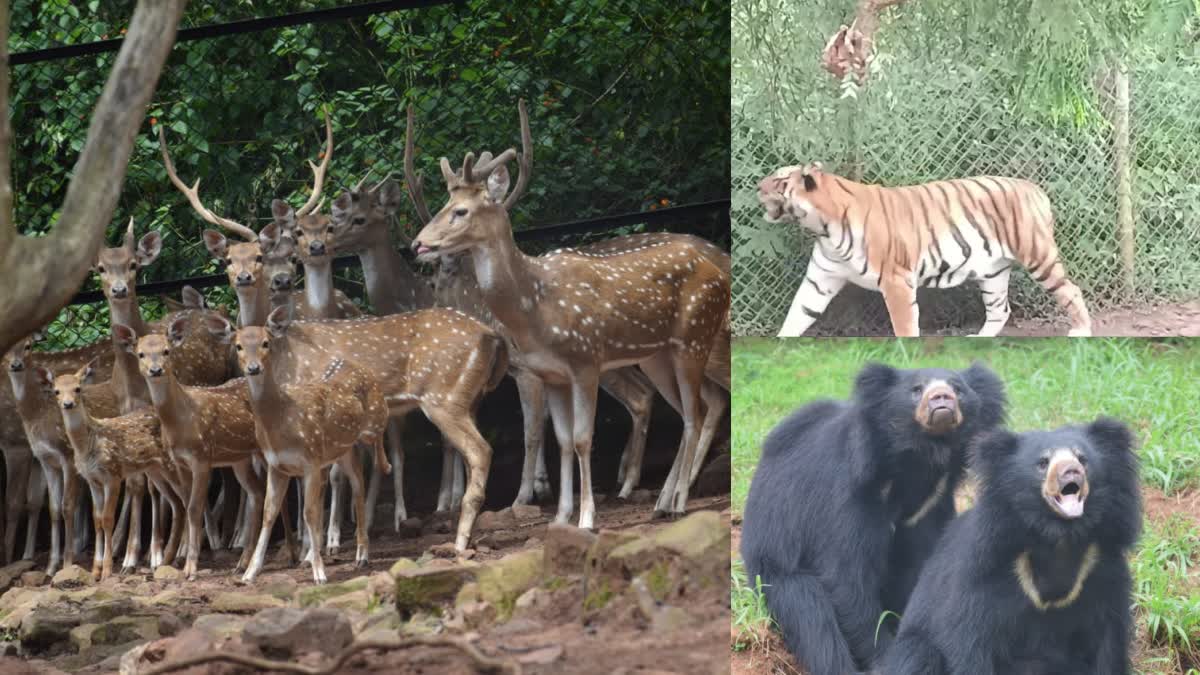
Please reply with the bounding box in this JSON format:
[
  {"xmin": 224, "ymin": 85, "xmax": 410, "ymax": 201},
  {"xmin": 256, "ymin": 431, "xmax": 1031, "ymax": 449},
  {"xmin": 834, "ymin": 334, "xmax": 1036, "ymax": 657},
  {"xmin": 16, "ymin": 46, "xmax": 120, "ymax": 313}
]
[
  {"xmin": 730, "ymin": 487, "xmax": 1200, "ymax": 675},
  {"xmin": 999, "ymin": 300, "xmax": 1200, "ymax": 337}
]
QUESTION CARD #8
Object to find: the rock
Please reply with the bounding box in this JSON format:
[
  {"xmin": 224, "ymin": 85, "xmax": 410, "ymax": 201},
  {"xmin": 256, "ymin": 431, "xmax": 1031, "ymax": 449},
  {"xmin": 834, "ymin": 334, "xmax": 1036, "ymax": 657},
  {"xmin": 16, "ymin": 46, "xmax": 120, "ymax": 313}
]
[
  {"xmin": 157, "ymin": 613, "xmax": 182, "ymax": 637},
  {"xmin": 517, "ymin": 644, "xmax": 565, "ymax": 665},
  {"xmin": 366, "ymin": 572, "xmax": 394, "ymax": 605},
  {"xmin": 632, "ymin": 577, "xmax": 692, "ymax": 633},
  {"xmin": 258, "ymin": 573, "xmax": 299, "ymax": 601},
  {"xmin": 355, "ymin": 624, "xmax": 398, "ymax": 643},
  {"xmin": 296, "ymin": 576, "xmax": 368, "ymax": 608},
  {"xmin": 475, "ymin": 508, "xmax": 518, "ymax": 530},
  {"xmin": 68, "ymin": 615, "xmax": 159, "ymax": 651},
  {"xmin": 0, "ymin": 641, "xmax": 18, "ymax": 656},
  {"xmin": 321, "ymin": 589, "xmax": 370, "ymax": 612},
  {"xmin": 455, "ymin": 582, "xmax": 481, "ymax": 608},
  {"xmin": 191, "ymin": 613, "xmax": 246, "ymax": 640},
  {"xmin": 398, "ymin": 518, "xmax": 423, "ymax": 538},
  {"xmin": 63, "ymin": 587, "xmax": 115, "ymax": 604},
  {"xmin": 428, "ymin": 542, "xmax": 459, "ymax": 558},
  {"xmin": 585, "ymin": 529, "xmax": 640, "ymax": 576},
  {"xmin": 211, "ymin": 592, "xmax": 284, "ymax": 613},
  {"xmin": 242, "ymin": 607, "xmax": 353, "ymax": 657},
  {"xmin": 544, "ymin": 523, "xmax": 598, "ymax": 576},
  {"xmin": 605, "ymin": 511, "xmax": 728, "ymax": 579},
  {"xmin": 511, "ymin": 503, "xmax": 543, "ymax": 521},
  {"xmin": 0, "ymin": 588, "xmax": 60, "ymax": 632},
  {"xmin": 388, "ymin": 558, "xmax": 419, "ymax": 577},
  {"xmin": 692, "ymin": 452, "xmax": 731, "ymax": 498},
  {"xmin": 0, "ymin": 561, "xmax": 35, "ymax": 592},
  {"xmin": 472, "ymin": 549, "xmax": 543, "ymax": 619},
  {"xmin": 513, "ymin": 587, "xmax": 551, "ymax": 614},
  {"xmin": 122, "ymin": 628, "xmax": 218, "ymax": 675},
  {"xmin": 19, "ymin": 572, "xmax": 47, "ymax": 588},
  {"xmin": 393, "ymin": 563, "xmax": 479, "ymax": 615},
  {"xmin": 628, "ymin": 488, "xmax": 655, "ymax": 503},
  {"xmin": 152, "ymin": 565, "xmax": 183, "ymax": 581},
  {"xmin": 139, "ymin": 589, "xmax": 183, "ymax": 608},
  {"xmin": 459, "ymin": 600, "xmax": 497, "ymax": 628},
  {"xmin": 49, "ymin": 564, "xmax": 92, "ymax": 589},
  {"xmin": 19, "ymin": 608, "xmax": 80, "ymax": 652}
]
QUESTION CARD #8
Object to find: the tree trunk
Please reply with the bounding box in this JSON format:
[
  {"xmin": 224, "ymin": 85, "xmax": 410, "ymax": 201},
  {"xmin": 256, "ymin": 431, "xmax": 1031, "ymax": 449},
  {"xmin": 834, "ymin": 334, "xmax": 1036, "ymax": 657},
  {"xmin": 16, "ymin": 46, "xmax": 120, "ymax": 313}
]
[
  {"xmin": 0, "ymin": 0, "xmax": 188, "ymax": 356},
  {"xmin": 821, "ymin": 0, "xmax": 910, "ymax": 84},
  {"xmin": 1111, "ymin": 62, "xmax": 1135, "ymax": 294}
]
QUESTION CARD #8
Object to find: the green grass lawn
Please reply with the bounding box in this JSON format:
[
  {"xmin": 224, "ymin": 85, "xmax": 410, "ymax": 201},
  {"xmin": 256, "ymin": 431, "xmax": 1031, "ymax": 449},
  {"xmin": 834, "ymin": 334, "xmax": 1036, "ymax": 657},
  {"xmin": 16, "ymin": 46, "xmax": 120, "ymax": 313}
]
[{"xmin": 731, "ymin": 337, "xmax": 1200, "ymax": 674}]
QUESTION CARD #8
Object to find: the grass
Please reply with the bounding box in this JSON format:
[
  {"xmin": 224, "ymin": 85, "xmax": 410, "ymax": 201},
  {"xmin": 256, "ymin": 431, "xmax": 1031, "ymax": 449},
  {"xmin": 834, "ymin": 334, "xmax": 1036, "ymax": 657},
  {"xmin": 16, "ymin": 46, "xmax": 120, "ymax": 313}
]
[{"xmin": 731, "ymin": 337, "xmax": 1200, "ymax": 674}]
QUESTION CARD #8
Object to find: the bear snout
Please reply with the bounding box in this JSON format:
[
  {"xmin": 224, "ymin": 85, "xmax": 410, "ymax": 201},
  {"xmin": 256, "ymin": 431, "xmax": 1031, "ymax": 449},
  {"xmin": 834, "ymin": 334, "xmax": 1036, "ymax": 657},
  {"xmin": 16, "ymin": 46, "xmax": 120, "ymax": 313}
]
[{"xmin": 916, "ymin": 383, "xmax": 963, "ymax": 434}]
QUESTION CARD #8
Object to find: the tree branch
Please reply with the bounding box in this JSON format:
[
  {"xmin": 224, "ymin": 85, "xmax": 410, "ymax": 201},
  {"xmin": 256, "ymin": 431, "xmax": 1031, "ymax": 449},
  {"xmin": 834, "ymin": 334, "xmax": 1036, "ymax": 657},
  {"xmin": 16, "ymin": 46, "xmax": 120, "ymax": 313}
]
[
  {"xmin": 821, "ymin": 0, "xmax": 911, "ymax": 84},
  {"xmin": 137, "ymin": 637, "xmax": 522, "ymax": 675},
  {"xmin": 0, "ymin": 0, "xmax": 188, "ymax": 355},
  {"xmin": 0, "ymin": 0, "xmax": 14, "ymax": 247}
]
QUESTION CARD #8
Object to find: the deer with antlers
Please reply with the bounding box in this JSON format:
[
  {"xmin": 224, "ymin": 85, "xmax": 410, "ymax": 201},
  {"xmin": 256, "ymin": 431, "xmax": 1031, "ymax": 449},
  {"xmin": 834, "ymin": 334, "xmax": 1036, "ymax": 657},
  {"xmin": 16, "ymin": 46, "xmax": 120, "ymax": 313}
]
[
  {"xmin": 409, "ymin": 101, "xmax": 730, "ymax": 526},
  {"xmin": 205, "ymin": 314, "xmax": 389, "ymax": 583},
  {"xmin": 4, "ymin": 336, "xmax": 119, "ymax": 574}
]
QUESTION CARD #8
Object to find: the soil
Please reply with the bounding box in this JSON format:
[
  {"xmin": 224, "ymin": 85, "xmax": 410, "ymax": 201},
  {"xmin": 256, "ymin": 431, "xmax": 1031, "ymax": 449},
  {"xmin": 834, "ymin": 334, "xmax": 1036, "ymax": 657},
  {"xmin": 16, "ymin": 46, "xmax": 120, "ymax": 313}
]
[
  {"xmin": 730, "ymin": 486, "xmax": 1200, "ymax": 675},
  {"xmin": 999, "ymin": 300, "xmax": 1200, "ymax": 337}
]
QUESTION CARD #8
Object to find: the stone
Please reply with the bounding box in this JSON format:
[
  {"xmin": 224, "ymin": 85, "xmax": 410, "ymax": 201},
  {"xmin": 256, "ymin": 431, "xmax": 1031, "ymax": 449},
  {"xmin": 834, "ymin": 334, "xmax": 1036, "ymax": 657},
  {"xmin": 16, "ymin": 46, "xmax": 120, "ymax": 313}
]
[
  {"xmin": 475, "ymin": 508, "xmax": 518, "ymax": 531},
  {"xmin": 387, "ymin": 558, "xmax": 419, "ymax": 577},
  {"xmin": 585, "ymin": 529, "xmax": 640, "ymax": 576},
  {"xmin": 158, "ymin": 613, "xmax": 183, "ymax": 637},
  {"xmin": 544, "ymin": 523, "xmax": 598, "ymax": 576},
  {"xmin": 63, "ymin": 587, "xmax": 115, "ymax": 604},
  {"xmin": 49, "ymin": 565, "xmax": 92, "ymax": 589},
  {"xmin": 18, "ymin": 608, "xmax": 81, "ymax": 652},
  {"xmin": 296, "ymin": 576, "xmax": 368, "ymax": 608},
  {"xmin": 152, "ymin": 565, "xmax": 183, "ymax": 581},
  {"xmin": 628, "ymin": 488, "xmax": 655, "ymax": 503},
  {"xmin": 19, "ymin": 572, "xmax": 47, "ymax": 588},
  {"xmin": 258, "ymin": 573, "xmax": 299, "ymax": 601},
  {"xmin": 366, "ymin": 572, "xmax": 394, "ymax": 605},
  {"xmin": 605, "ymin": 511, "xmax": 728, "ymax": 579},
  {"xmin": 428, "ymin": 542, "xmax": 459, "ymax": 558},
  {"xmin": 393, "ymin": 563, "xmax": 480, "ymax": 615},
  {"xmin": 321, "ymin": 589, "xmax": 370, "ymax": 613},
  {"xmin": 459, "ymin": 600, "xmax": 497, "ymax": 628},
  {"xmin": 211, "ymin": 592, "xmax": 284, "ymax": 613},
  {"xmin": 139, "ymin": 589, "xmax": 183, "ymax": 608},
  {"xmin": 398, "ymin": 518, "xmax": 423, "ymax": 537},
  {"xmin": 0, "ymin": 561, "xmax": 36, "ymax": 592},
  {"xmin": 473, "ymin": 549, "xmax": 543, "ymax": 619},
  {"xmin": 513, "ymin": 587, "xmax": 551, "ymax": 614},
  {"xmin": 242, "ymin": 607, "xmax": 353, "ymax": 657},
  {"xmin": 511, "ymin": 503, "xmax": 543, "ymax": 521},
  {"xmin": 68, "ymin": 615, "xmax": 158, "ymax": 651},
  {"xmin": 191, "ymin": 613, "xmax": 246, "ymax": 640},
  {"xmin": 516, "ymin": 644, "xmax": 564, "ymax": 665}
]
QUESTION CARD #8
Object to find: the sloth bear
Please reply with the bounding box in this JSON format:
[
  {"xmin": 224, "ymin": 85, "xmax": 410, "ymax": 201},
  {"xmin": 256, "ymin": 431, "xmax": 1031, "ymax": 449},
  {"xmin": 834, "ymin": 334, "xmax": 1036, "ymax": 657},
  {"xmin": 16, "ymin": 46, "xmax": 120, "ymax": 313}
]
[
  {"xmin": 740, "ymin": 362, "xmax": 1006, "ymax": 675},
  {"xmin": 877, "ymin": 417, "xmax": 1141, "ymax": 675}
]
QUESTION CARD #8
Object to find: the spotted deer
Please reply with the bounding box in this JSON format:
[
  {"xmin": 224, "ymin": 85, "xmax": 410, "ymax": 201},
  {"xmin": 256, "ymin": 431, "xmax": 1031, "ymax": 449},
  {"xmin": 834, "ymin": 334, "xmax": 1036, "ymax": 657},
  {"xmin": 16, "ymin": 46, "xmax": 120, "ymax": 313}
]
[
  {"xmin": 38, "ymin": 361, "xmax": 188, "ymax": 581},
  {"xmin": 4, "ymin": 338, "xmax": 118, "ymax": 574},
  {"xmin": 409, "ymin": 100, "xmax": 730, "ymax": 525},
  {"xmin": 128, "ymin": 317, "xmax": 286, "ymax": 579},
  {"xmin": 204, "ymin": 315, "xmax": 388, "ymax": 583},
  {"xmin": 212, "ymin": 305, "xmax": 505, "ymax": 554}
]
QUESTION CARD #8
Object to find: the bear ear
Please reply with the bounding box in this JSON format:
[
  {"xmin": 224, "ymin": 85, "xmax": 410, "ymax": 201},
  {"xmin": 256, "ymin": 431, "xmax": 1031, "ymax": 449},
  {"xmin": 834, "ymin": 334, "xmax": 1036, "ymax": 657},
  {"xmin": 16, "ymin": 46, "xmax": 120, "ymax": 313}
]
[
  {"xmin": 1084, "ymin": 417, "xmax": 1134, "ymax": 456},
  {"xmin": 962, "ymin": 361, "xmax": 1007, "ymax": 426},
  {"xmin": 853, "ymin": 362, "xmax": 898, "ymax": 399},
  {"xmin": 968, "ymin": 427, "xmax": 1020, "ymax": 480}
]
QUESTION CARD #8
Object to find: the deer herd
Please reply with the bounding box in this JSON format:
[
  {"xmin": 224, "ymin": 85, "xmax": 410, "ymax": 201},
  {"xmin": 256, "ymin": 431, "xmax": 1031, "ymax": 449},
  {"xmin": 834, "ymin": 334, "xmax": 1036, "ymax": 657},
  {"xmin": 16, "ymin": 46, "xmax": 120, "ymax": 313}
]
[{"xmin": 0, "ymin": 101, "xmax": 731, "ymax": 586}]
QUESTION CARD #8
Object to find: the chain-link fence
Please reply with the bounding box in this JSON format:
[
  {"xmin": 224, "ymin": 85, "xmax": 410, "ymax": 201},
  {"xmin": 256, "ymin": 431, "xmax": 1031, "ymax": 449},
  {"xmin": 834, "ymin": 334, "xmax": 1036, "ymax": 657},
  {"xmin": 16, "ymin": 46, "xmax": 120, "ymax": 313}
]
[
  {"xmin": 10, "ymin": 0, "xmax": 730, "ymax": 349},
  {"xmin": 732, "ymin": 2, "xmax": 1200, "ymax": 336}
]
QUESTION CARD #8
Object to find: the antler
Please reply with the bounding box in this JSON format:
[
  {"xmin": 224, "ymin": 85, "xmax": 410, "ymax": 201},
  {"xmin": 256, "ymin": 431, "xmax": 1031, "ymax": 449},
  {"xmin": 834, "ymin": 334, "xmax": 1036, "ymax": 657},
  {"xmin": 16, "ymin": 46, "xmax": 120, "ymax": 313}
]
[
  {"xmin": 404, "ymin": 105, "xmax": 434, "ymax": 225},
  {"xmin": 296, "ymin": 106, "xmax": 333, "ymax": 217},
  {"xmin": 158, "ymin": 125, "xmax": 257, "ymax": 242},
  {"xmin": 503, "ymin": 99, "xmax": 532, "ymax": 210},
  {"xmin": 122, "ymin": 216, "xmax": 136, "ymax": 250}
]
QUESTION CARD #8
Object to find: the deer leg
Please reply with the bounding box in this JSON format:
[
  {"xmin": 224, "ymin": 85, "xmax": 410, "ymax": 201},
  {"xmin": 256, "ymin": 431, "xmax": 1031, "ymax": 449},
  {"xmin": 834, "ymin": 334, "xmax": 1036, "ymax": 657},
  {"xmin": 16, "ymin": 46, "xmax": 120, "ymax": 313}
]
[
  {"xmin": 21, "ymin": 466, "xmax": 45, "ymax": 561},
  {"xmin": 121, "ymin": 476, "xmax": 146, "ymax": 574},
  {"xmin": 88, "ymin": 480, "xmax": 104, "ymax": 578},
  {"xmin": 425, "ymin": 407, "xmax": 493, "ymax": 553},
  {"xmin": 72, "ymin": 490, "xmax": 91, "ymax": 560},
  {"xmin": 295, "ymin": 478, "xmax": 311, "ymax": 564},
  {"xmin": 689, "ymin": 380, "xmax": 729, "ymax": 486},
  {"xmin": 100, "ymin": 480, "xmax": 121, "ymax": 581},
  {"xmin": 39, "ymin": 459, "xmax": 64, "ymax": 575},
  {"xmin": 336, "ymin": 453, "xmax": 369, "ymax": 568},
  {"xmin": 655, "ymin": 353, "xmax": 707, "ymax": 517},
  {"xmin": 544, "ymin": 384, "xmax": 577, "ymax": 525},
  {"xmin": 303, "ymin": 468, "xmax": 329, "ymax": 585},
  {"xmin": 62, "ymin": 465, "xmax": 79, "ymax": 572},
  {"xmin": 231, "ymin": 460, "xmax": 263, "ymax": 574},
  {"xmin": 386, "ymin": 416, "xmax": 407, "ymax": 531},
  {"xmin": 206, "ymin": 473, "xmax": 227, "ymax": 551},
  {"xmin": 1, "ymin": 449, "xmax": 29, "ymax": 565},
  {"xmin": 450, "ymin": 446, "xmax": 465, "ymax": 511},
  {"xmin": 184, "ymin": 464, "xmax": 210, "ymax": 580},
  {"xmin": 436, "ymin": 445, "xmax": 455, "ymax": 512},
  {"xmin": 364, "ymin": 443, "xmax": 381, "ymax": 531},
  {"xmin": 601, "ymin": 369, "xmax": 656, "ymax": 499},
  {"xmin": 568, "ymin": 372, "xmax": 601, "ymax": 530},
  {"xmin": 231, "ymin": 475, "xmax": 249, "ymax": 549},
  {"xmin": 243, "ymin": 466, "xmax": 288, "ymax": 583},
  {"xmin": 111, "ymin": 477, "xmax": 133, "ymax": 557},
  {"xmin": 326, "ymin": 463, "xmax": 343, "ymax": 557},
  {"xmin": 513, "ymin": 371, "xmax": 548, "ymax": 506}
]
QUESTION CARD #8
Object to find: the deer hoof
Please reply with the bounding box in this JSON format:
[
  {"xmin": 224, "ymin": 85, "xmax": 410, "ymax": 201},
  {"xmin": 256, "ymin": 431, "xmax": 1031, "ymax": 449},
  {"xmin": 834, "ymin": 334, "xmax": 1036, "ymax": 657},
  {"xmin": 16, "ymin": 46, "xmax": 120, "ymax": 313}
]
[{"xmin": 355, "ymin": 559, "xmax": 368, "ymax": 570}]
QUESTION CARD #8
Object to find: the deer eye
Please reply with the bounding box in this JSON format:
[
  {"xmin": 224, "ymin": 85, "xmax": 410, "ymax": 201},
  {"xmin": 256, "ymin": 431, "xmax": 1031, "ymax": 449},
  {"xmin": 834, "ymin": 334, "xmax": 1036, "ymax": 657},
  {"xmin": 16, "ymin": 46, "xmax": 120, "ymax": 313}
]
[
  {"xmin": 97, "ymin": 265, "xmax": 105, "ymax": 273},
  {"xmin": 130, "ymin": 262, "xmax": 138, "ymax": 271},
  {"xmin": 453, "ymin": 207, "xmax": 469, "ymax": 218},
  {"xmin": 352, "ymin": 216, "xmax": 366, "ymax": 226},
  {"xmin": 261, "ymin": 341, "xmax": 269, "ymax": 349},
  {"xmin": 235, "ymin": 344, "xmax": 243, "ymax": 351},
  {"xmin": 74, "ymin": 387, "xmax": 80, "ymax": 393},
  {"xmin": 53, "ymin": 389, "xmax": 59, "ymax": 396},
  {"xmin": 255, "ymin": 255, "xmax": 263, "ymax": 264},
  {"xmin": 223, "ymin": 258, "xmax": 231, "ymax": 266},
  {"xmin": 162, "ymin": 349, "xmax": 170, "ymax": 357},
  {"xmin": 137, "ymin": 352, "xmax": 144, "ymax": 358}
]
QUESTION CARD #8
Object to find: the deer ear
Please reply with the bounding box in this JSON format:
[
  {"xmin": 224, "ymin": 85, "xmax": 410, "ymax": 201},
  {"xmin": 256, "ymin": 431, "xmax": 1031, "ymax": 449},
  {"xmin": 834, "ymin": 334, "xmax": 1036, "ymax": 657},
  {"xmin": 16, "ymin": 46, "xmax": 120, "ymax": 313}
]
[
  {"xmin": 271, "ymin": 199, "xmax": 296, "ymax": 231},
  {"xmin": 181, "ymin": 285, "xmax": 206, "ymax": 309},
  {"xmin": 30, "ymin": 329, "xmax": 47, "ymax": 343},
  {"xmin": 167, "ymin": 316, "xmax": 190, "ymax": 347},
  {"xmin": 259, "ymin": 223, "xmax": 280, "ymax": 251},
  {"xmin": 137, "ymin": 231, "xmax": 163, "ymax": 267},
  {"xmin": 272, "ymin": 234, "xmax": 295, "ymax": 260},
  {"xmin": 111, "ymin": 324, "xmax": 137, "ymax": 353},
  {"xmin": 204, "ymin": 315, "xmax": 234, "ymax": 343},
  {"xmin": 266, "ymin": 306, "xmax": 291, "ymax": 339},
  {"xmin": 331, "ymin": 192, "xmax": 353, "ymax": 222},
  {"xmin": 203, "ymin": 230, "xmax": 228, "ymax": 259},
  {"xmin": 80, "ymin": 358, "xmax": 99, "ymax": 383},
  {"xmin": 33, "ymin": 367, "xmax": 54, "ymax": 391},
  {"xmin": 486, "ymin": 166, "xmax": 511, "ymax": 204},
  {"xmin": 377, "ymin": 179, "xmax": 403, "ymax": 212}
]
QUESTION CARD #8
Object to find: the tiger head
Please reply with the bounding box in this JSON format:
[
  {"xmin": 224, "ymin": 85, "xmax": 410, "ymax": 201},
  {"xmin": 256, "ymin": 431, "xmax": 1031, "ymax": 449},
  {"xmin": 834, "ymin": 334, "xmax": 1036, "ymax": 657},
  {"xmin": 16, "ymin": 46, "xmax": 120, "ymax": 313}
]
[{"xmin": 757, "ymin": 162, "xmax": 835, "ymax": 233}]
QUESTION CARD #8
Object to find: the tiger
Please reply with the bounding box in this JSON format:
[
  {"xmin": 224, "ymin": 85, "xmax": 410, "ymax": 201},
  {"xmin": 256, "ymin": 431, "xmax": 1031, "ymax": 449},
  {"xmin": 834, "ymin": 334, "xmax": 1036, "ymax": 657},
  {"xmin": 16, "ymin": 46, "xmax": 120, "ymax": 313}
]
[{"xmin": 756, "ymin": 163, "xmax": 1092, "ymax": 337}]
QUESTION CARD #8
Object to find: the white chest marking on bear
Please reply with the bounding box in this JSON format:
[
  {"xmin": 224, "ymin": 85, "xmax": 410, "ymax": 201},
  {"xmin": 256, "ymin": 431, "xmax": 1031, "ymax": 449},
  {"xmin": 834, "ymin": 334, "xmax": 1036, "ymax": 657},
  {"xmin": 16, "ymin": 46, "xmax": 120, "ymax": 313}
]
[
  {"xmin": 903, "ymin": 474, "xmax": 948, "ymax": 527},
  {"xmin": 1014, "ymin": 543, "xmax": 1099, "ymax": 610}
]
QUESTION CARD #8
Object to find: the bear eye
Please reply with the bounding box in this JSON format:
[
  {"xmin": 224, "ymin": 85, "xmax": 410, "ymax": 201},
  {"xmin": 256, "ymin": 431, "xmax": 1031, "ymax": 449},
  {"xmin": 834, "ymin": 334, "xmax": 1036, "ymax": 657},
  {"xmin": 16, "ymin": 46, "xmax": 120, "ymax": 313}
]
[
  {"xmin": 1037, "ymin": 457, "xmax": 1049, "ymax": 471},
  {"xmin": 911, "ymin": 384, "xmax": 923, "ymax": 395},
  {"xmin": 1076, "ymin": 454, "xmax": 1087, "ymax": 466}
]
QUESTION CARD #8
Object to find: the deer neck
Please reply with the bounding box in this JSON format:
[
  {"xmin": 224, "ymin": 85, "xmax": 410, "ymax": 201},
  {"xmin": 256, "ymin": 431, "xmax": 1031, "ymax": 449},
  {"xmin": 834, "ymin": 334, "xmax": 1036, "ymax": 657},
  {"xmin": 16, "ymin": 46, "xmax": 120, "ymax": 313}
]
[
  {"xmin": 359, "ymin": 239, "xmax": 431, "ymax": 314},
  {"xmin": 146, "ymin": 371, "xmax": 192, "ymax": 431},
  {"xmin": 245, "ymin": 367, "xmax": 289, "ymax": 425},
  {"xmin": 303, "ymin": 261, "xmax": 334, "ymax": 317},
  {"xmin": 6, "ymin": 369, "xmax": 38, "ymax": 418},
  {"xmin": 108, "ymin": 307, "xmax": 151, "ymax": 413},
  {"xmin": 108, "ymin": 296, "xmax": 146, "ymax": 336},
  {"xmin": 469, "ymin": 232, "xmax": 541, "ymax": 344},
  {"xmin": 237, "ymin": 282, "xmax": 270, "ymax": 328},
  {"xmin": 60, "ymin": 405, "xmax": 95, "ymax": 458}
]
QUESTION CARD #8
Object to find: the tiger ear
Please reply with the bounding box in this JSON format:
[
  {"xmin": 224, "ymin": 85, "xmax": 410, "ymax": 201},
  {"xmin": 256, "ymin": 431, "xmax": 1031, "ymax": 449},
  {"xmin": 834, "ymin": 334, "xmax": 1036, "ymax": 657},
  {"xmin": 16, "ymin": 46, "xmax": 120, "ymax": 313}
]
[{"xmin": 802, "ymin": 175, "xmax": 817, "ymax": 192}]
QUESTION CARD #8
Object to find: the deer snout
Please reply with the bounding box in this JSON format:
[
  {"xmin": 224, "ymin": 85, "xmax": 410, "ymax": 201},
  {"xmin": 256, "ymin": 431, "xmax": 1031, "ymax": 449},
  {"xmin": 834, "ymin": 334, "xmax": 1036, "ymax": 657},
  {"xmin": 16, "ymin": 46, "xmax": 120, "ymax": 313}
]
[
  {"xmin": 110, "ymin": 283, "xmax": 128, "ymax": 298},
  {"xmin": 244, "ymin": 363, "xmax": 262, "ymax": 376},
  {"xmin": 235, "ymin": 271, "xmax": 254, "ymax": 287},
  {"xmin": 147, "ymin": 365, "xmax": 164, "ymax": 378},
  {"xmin": 61, "ymin": 400, "xmax": 76, "ymax": 410},
  {"xmin": 8, "ymin": 360, "xmax": 23, "ymax": 372},
  {"xmin": 308, "ymin": 240, "xmax": 326, "ymax": 256},
  {"xmin": 271, "ymin": 273, "xmax": 293, "ymax": 291}
]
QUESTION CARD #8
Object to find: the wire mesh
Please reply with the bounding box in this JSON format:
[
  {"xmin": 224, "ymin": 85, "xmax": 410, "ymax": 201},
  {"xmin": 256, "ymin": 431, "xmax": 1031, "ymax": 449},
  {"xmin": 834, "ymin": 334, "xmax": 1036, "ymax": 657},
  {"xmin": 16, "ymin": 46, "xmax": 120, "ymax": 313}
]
[
  {"xmin": 9, "ymin": 0, "xmax": 730, "ymax": 350},
  {"xmin": 732, "ymin": 1, "xmax": 1200, "ymax": 336}
]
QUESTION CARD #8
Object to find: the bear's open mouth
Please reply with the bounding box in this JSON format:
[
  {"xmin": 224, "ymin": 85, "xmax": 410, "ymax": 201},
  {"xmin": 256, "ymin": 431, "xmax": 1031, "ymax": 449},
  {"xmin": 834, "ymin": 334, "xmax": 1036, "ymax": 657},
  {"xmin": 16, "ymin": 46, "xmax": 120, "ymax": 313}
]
[
  {"xmin": 1053, "ymin": 480, "xmax": 1085, "ymax": 518},
  {"xmin": 1042, "ymin": 453, "xmax": 1088, "ymax": 519}
]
